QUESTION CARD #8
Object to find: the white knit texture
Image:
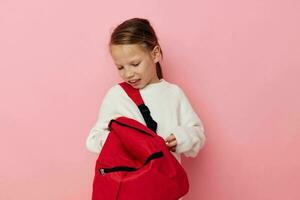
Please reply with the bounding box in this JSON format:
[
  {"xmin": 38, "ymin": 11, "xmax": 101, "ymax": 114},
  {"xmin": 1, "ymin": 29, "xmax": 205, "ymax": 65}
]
[{"xmin": 86, "ymin": 79, "xmax": 205, "ymax": 163}]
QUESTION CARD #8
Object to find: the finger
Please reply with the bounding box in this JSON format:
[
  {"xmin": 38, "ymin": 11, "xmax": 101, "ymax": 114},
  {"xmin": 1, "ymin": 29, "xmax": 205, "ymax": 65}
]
[
  {"xmin": 166, "ymin": 140, "xmax": 177, "ymax": 148},
  {"xmin": 170, "ymin": 146, "xmax": 177, "ymax": 152},
  {"xmin": 165, "ymin": 134, "xmax": 176, "ymax": 142}
]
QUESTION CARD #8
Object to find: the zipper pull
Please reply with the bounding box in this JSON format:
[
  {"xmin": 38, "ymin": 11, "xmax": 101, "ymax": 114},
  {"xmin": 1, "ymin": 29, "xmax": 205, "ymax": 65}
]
[{"xmin": 100, "ymin": 168, "xmax": 105, "ymax": 176}]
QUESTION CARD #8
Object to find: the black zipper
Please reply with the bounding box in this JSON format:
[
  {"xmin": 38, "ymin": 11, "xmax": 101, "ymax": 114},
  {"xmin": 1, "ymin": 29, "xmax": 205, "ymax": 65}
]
[{"xmin": 99, "ymin": 151, "xmax": 163, "ymax": 176}]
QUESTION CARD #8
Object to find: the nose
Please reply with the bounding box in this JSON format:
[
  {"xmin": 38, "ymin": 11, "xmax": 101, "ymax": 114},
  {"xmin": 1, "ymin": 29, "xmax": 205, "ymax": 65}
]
[{"xmin": 124, "ymin": 68, "xmax": 134, "ymax": 79}]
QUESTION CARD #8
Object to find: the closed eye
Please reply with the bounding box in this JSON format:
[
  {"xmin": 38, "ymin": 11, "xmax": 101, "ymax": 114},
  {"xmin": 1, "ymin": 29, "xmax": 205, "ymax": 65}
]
[{"xmin": 132, "ymin": 62, "xmax": 140, "ymax": 67}]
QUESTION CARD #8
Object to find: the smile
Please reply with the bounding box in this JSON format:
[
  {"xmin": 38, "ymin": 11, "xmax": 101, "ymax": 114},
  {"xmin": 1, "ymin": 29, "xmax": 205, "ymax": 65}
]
[{"xmin": 129, "ymin": 79, "xmax": 140, "ymax": 83}]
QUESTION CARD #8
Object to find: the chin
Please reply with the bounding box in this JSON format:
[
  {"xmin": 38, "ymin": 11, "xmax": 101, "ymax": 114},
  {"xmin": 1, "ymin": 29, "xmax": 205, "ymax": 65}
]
[
  {"xmin": 134, "ymin": 85, "xmax": 144, "ymax": 89},
  {"xmin": 135, "ymin": 83, "xmax": 146, "ymax": 89}
]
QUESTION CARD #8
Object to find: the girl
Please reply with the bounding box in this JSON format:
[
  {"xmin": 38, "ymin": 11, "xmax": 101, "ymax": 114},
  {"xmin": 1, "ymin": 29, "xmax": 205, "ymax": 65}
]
[{"xmin": 86, "ymin": 17, "xmax": 205, "ymax": 168}]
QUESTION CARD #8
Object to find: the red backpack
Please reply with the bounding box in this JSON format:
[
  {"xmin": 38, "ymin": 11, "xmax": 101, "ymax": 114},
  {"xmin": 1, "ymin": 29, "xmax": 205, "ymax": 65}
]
[{"xmin": 91, "ymin": 82, "xmax": 189, "ymax": 200}]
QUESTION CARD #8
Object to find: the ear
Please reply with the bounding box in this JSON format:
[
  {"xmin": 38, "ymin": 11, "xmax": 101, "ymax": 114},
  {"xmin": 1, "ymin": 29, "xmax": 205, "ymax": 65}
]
[{"xmin": 151, "ymin": 45, "xmax": 161, "ymax": 63}]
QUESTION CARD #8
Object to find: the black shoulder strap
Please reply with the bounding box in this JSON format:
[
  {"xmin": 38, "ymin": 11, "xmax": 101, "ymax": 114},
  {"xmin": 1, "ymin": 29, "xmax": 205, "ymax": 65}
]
[{"xmin": 119, "ymin": 82, "xmax": 157, "ymax": 133}]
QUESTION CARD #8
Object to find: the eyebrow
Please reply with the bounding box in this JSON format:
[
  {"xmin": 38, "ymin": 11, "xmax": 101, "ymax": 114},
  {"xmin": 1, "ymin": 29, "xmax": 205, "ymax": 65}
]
[{"xmin": 115, "ymin": 59, "xmax": 140, "ymax": 66}]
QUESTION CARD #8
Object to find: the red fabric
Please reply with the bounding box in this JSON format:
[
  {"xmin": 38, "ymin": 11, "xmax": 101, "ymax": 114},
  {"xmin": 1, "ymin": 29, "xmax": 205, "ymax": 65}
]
[
  {"xmin": 92, "ymin": 117, "xmax": 189, "ymax": 200},
  {"xmin": 119, "ymin": 82, "xmax": 144, "ymax": 106}
]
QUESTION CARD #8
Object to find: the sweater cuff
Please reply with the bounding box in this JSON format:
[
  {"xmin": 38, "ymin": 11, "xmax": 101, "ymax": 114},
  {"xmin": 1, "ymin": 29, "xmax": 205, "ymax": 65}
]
[{"xmin": 170, "ymin": 126, "xmax": 205, "ymax": 157}]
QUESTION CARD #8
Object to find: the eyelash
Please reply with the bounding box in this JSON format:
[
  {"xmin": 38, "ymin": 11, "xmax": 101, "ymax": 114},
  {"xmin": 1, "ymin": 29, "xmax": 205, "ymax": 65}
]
[
  {"xmin": 132, "ymin": 62, "xmax": 140, "ymax": 67},
  {"xmin": 117, "ymin": 62, "xmax": 140, "ymax": 70}
]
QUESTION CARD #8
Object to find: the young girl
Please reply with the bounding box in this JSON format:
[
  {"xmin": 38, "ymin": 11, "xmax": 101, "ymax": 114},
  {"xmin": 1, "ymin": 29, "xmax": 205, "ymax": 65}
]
[{"xmin": 86, "ymin": 17, "xmax": 205, "ymax": 166}]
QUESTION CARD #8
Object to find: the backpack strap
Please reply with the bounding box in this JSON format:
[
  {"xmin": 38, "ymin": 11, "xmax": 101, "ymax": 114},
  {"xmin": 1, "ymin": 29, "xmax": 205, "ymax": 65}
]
[{"xmin": 119, "ymin": 82, "xmax": 158, "ymax": 133}]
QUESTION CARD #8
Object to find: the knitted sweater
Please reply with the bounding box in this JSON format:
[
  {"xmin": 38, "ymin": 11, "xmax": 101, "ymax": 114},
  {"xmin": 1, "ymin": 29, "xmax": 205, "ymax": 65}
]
[{"xmin": 86, "ymin": 79, "xmax": 205, "ymax": 162}]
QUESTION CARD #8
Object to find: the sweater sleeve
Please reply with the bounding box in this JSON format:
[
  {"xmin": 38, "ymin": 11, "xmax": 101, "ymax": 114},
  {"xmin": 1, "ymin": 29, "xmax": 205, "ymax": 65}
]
[
  {"xmin": 85, "ymin": 87, "xmax": 120, "ymax": 154},
  {"xmin": 170, "ymin": 87, "xmax": 206, "ymax": 157}
]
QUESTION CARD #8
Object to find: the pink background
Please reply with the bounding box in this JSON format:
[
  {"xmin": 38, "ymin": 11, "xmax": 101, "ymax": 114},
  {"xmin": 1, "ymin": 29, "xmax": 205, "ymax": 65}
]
[{"xmin": 1, "ymin": 0, "xmax": 300, "ymax": 199}]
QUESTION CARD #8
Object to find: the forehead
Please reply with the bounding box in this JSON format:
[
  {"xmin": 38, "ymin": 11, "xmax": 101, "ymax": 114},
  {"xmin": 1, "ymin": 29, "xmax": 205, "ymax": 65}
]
[{"xmin": 110, "ymin": 44, "xmax": 149, "ymax": 64}]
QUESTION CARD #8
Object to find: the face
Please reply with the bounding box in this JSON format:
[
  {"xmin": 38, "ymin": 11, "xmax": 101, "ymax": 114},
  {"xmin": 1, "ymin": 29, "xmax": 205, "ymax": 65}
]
[{"xmin": 110, "ymin": 44, "xmax": 161, "ymax": 89}]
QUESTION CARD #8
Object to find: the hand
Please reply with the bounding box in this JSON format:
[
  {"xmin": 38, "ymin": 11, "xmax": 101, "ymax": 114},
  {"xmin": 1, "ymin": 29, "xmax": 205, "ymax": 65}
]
[{"xmin": 165, "ymin": 134, "xmax": 177, "ymax": 152}]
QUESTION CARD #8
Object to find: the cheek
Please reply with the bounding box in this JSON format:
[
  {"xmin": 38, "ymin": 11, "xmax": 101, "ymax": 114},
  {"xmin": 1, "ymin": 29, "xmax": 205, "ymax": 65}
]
[
  {"xmin": 136, "ymin": 67, "xmax": 144, "ymax": 75},
  {"xmin": 146, "ymin": 62, "xmax": 156, "ymax": 75},
  {"xmin": 118, "ymin": 70, "xmax": 125, "ymax": 78},
  {"xmin": 140, "ymin": 62, "xmax": 152, "ymax": 75}
]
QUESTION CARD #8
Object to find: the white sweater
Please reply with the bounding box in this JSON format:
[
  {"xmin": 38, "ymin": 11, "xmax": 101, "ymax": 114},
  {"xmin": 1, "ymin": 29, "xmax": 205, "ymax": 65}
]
[{"xmin": 86, "ymin": 79, "xmax": 206, "ymax": 162}]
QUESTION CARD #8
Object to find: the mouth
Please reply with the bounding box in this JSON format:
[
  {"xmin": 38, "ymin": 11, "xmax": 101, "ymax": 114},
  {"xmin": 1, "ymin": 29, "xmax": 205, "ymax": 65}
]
[{"xmin": 128, "ymin": 79, "xmax": 141, "ymax": 86}]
